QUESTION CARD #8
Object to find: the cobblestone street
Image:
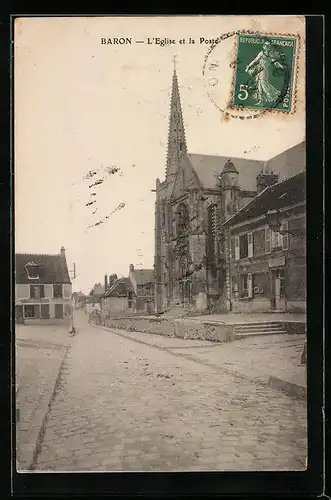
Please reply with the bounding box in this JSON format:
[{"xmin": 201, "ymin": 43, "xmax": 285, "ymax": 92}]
[{"xmin": 32, "ymin": 313, "xmax": 307, "ymax": 472}]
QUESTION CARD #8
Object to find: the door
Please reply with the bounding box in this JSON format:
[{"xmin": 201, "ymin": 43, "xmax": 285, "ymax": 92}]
[
  {"xmin": 54, "ymin": 303, "xmax": 64, "ymax": 319},
  {"xmin": 41, "ymin": 304, "xmax": 50, "ymax": 319},
  {"xmin": 273, "ymin": 269, "xmax": 286, "ymax": 310}
]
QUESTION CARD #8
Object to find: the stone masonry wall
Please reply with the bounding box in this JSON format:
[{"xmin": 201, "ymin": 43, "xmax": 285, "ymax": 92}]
[{"xmin": 104, "ymin": 316, "xmax": 234, "ymax": 343}]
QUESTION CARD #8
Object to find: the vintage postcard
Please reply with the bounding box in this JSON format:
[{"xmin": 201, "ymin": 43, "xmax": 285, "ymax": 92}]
[{"xmin": 14, "ymin": 16, "xmax": 307, "ymax": 473}]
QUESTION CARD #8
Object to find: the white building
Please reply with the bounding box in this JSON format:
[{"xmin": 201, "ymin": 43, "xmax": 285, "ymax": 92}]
[{"xmin": 15, "ymin": 247, "xmax": 72, "ymax": 324}]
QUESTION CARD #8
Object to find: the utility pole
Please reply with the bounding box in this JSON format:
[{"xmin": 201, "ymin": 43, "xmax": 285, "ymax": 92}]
[
  {"xmin": 153, "ymin": 179, "xmax": 163, "ymax": 314},
  {"xmin": 68, "ymin": 263, "xmax": 77, "ymax": 334}
]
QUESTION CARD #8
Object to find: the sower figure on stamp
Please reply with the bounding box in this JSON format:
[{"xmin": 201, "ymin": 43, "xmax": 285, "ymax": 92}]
[{"xmin": 245, "ymin": 41, "xmax": 285, "ymax": 105}]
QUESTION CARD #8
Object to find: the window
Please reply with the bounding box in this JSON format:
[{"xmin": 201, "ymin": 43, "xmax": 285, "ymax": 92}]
[
  {"xmin": 268, "ymin": 221, "xmax": 289, "ymax": 251},
  {"xmin": 53, "ymin": 284, "xmax": 63, "ymax": 298},
  {"xmin": 231, "ymin": 276, "xmax": 239, "ymax": 297},
  {"xmin": 240, "ymin": 274, "xmax": 248, "ymax": 298},
  {"xmin": 25, "ymin": 262, "xmax": 39, "ymax": 279},
  {"xmin": 30, "ymin": 285, "xmax": 44, "ymax": 299},
  {"xmin": 239, "ymin": 234, "xmax": 248, "ymax": 259},
  {"xmin": 24, "ymin": 304, "xmax": 40, "ymax": 318},
  {"xmin": 240, "ymin": 274, "xmax": 253, "ymax": 298},
  {"xmin": 271, "ymin": 229, "xmax": 282, "ymax": 249}
]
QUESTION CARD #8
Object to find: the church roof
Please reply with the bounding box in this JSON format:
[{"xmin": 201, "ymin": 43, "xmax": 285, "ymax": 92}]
[{"xmin": 187, "ymin": 154, "xmax": 264, "ymax": 191}]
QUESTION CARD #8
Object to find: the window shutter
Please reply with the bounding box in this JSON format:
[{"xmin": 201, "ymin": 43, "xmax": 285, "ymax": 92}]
[
  {"xmin": 282, "ymin": 221, "xmax": 289, "ymax": 250},
  {"xmin": 247, "ymin": 273, "xmax": 253, "ymax": 298},
  {"xmin": 234, "ymin": 236, "xmax": 240, "ymax": 260},
  {"xmin": 265, "ymin": 228, "xmax": 271, "ymax": 253},
  {"xmin": 248, "ymin": 232, "xmax": 253, "ymax": 258},
  {"xmin": 40, "ymin": 285, "xmax": 45, "ymax": 298},
  {"xmin": 230, "ymin": 237, "xmax": 235, "ymax": 260},
  {"xmin": 30, "ymin": 285, "xmax": 35, "ymax": 299}
]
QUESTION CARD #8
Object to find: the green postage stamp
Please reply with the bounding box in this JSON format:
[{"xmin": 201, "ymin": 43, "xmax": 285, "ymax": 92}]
[{"xmin": 232, "ymin": 34, "xmax": 297, "ymax": 113}]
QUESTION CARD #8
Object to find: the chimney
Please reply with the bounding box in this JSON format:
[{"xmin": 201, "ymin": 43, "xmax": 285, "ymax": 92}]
[
  {"xmin": 60, "ymin": 246, "xmax": 65, "ymax": 255},
  {"xmin": 109, "ymin": 274, "xmax": 118, "ymax": 286},
  {"xmin": 129, "ymin": 264, "xmax": 134, "ymax": 273},
  {"xmin": 104, "ymin": 274, "xmax": 108, "ymax": 290},
  {"xmin": 256, "ymin": 165, "xmax": 279, "ymax": 194}
]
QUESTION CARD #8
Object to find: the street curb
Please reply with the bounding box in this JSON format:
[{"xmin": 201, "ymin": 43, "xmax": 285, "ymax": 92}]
[
  {"xmin": 23, "ymin": 344, "xmax": 71, "ymax": 471},
  {"xmin": 268, "ymin": 375, "xmax": 307, "ymax": 400},
  {"xmin": 93, "ymin": 324, "xmax": 306, "ymax": 400}
]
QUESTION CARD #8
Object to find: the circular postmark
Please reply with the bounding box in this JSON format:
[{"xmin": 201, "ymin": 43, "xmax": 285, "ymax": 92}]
[{"xmin": 202, "ymin": 30, "xmax": 298, "ymax": 120}]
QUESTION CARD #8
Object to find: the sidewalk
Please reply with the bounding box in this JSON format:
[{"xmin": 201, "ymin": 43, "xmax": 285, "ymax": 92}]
[
  {"xmin": 96, "ymin": 324, "xmax": 306, "ymax": 399},
  {"xmin": 16, "ymin": 325, "xmax": 71, "ymax": 471}
]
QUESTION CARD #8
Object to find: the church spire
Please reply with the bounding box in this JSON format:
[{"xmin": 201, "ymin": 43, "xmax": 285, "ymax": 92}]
[{"xmin": 165, "ymin": 57, "xmax": 187, "ymax": 180}]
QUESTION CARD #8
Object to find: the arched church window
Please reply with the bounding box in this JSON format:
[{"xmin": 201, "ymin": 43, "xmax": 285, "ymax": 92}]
[
  {"xmin": 161, "ymin": 202, "xmax": 166, "ymax": 226},
  {"xmin": 176, "ymin": 202, "xmax": 189, "ymax": 238}
]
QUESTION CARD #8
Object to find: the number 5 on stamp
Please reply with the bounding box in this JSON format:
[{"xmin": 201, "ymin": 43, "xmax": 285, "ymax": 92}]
[{"xmin": 232, "ymin": 34, "xmax": 298, "ymax": 113}]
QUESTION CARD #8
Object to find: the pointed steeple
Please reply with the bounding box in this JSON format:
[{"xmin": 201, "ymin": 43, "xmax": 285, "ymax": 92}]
[{"xmin": 165, "ymin": 58, "xmax": 187, "ymax": 180}]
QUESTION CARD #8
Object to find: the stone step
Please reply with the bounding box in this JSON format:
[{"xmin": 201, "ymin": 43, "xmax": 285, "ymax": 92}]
[
  {"xmin": 235, "ymin": 329, "xmax": 287, "ymax": 338},
  {"xmin": 234, "ymin": 322, "xmax": 284, "ymax": 331}
]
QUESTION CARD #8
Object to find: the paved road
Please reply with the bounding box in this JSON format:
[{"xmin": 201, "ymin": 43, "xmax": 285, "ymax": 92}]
[{"xmin": 34, "ymin": 320, "xmax": 307, "ymax": 472}]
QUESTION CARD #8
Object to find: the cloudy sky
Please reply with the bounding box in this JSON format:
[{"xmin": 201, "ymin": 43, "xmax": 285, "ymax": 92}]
[{"xmin": 14, "ymin": 16, "xmax": 305, "ymax": 294}]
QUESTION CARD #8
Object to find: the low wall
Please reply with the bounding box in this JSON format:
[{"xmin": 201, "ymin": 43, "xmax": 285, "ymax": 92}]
[
  {"xmin": 104, "ymin": 316, "xmax": 234, "ymax": 343},
  {"xmin": 231, "ymin": 298, "xmax": 270, "ymax": 313},
  {"xmin": 286, "ymin": 300, "xmax": 306, "ymax": 313}
]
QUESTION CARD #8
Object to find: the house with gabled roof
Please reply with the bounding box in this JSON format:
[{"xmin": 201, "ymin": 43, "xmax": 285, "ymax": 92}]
[
  {"xmin": 15, "ymin": 247, "xmax": 72, "ymax": 324},
  {"xmin": 129, "ymin": 264, "xmax": 154, "ymax": 313},
  {"xmin": 100, "ymin": 276, "xmax": 134, "ymax": 319}
]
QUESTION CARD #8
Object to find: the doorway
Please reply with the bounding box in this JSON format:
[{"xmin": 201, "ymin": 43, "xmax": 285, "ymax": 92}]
[
  {"xmin": 272, "ymin": 268, "xmax": 286, "ymax": 311},
  {"xmin": 41, "ymin": 304, "xmax": 50, "ymax": 319},
  {"xmin": 54, "ymin": 303, "xmax": 64, "ymax": 319}
]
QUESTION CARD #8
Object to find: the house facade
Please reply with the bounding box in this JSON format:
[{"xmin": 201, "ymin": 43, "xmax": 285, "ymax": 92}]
[
  {"xmin": 129, "ymin": 264, "xmax": 154, "ymax": 313},
  {"xmin": 15, "ymin": 247, "xmax": 72, "ymax": 324},
  {"xmin": 100, "ymin": 277, "xmax": 133, "ymax": 320},
  {"xmin": 85, "ymin": 283, "xmax": 105, "ymax": 314},
  {"xmin": 154, "ymin": 64, "xmax": 306, "ymax": 315},
  {"xmin": 223, "ymin": 171, "xmax": 306, "ymax": 313}
]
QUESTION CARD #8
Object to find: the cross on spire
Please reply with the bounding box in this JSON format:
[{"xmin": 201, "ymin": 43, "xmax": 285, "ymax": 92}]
[{"xmin": 173, "ymin": 54, "xmax": 177, "ymax": 71}]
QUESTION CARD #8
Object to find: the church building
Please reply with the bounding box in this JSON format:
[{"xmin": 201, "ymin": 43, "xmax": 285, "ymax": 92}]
[{"xmin": 154, "ymin": 63, "xmax": 306, "ymax": 315}]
